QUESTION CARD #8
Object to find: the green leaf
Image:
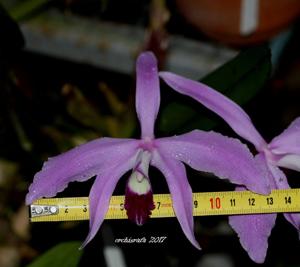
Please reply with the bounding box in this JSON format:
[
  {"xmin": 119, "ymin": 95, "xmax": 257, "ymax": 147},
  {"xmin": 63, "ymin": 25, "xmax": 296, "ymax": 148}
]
[
  {"xmin": 202, "ymin": 45, "xmax": 271, "ymax": 104},
  {"xmin": 159, "ymin": 102, "xmax": 217, "ymax": 134},
  {"xmin": 26, "ymin": 241, "xmax": 83, "ymax": 267},
  {"xmin": 159, "ymin": 45, "xmax": 271, "ymax": 134}
]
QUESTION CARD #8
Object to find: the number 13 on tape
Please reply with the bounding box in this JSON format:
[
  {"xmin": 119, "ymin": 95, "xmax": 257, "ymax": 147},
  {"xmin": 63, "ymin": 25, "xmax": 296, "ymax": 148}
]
[{"xmin": 30, "ymin": 189, "xmax": 300, "ymax": 222}]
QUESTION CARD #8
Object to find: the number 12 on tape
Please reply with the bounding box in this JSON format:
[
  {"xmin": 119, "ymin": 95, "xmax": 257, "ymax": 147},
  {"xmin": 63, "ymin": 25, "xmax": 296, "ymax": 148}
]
[{"xmin": 30, "ymin": 189, "xmax": 300, "ymax": 222}]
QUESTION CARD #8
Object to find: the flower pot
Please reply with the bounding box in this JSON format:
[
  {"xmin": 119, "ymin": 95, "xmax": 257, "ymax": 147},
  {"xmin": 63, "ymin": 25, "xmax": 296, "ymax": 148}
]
[{"xmin": 176, "ymin": 0, "xmax": 300, "ymax": 45}]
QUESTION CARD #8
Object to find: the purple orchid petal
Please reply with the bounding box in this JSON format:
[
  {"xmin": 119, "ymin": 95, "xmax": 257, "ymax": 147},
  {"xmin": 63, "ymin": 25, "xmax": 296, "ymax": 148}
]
[
  {"xmin": 269, "ymin": 117, "xmax": 300, "ymax": 171},
  {"xmin": 159, "ymin": 72, "xmax": 266, "ymax": 150},
  {"xmin": 266, "ymin": 157, "xmax": 291, "ymax": 189},
  {"xmin": 81, "ymin": 152, "xmax": 138, "ymax": 248},
  {"xmin": 265, "ymin": 161, "xmax": 300, "ymax": 236},
  {"xmin": 269, "ymin": 117, "xmax": 300, "ymax": 155},
  {"xmin": 136, "ymin": 52, "xmax": 160, "ymax": 139},
  {"xmin": 26, "ymin": 138, "xmax": 139, "ymax": 204},
  {"xmin": 151, "ymin": 150, "xmax": 201, "ymax": 250},
  {"xmin": 155, "ymin": 130, "xmax": 271, "ymax": 194},
  {"xmin": 228, "ymin": 154, "xmax": 283, "ymax": 263},
  {"xmin": 229, "ymin": 187, "xmax": 277, "ymax": 263},
  {"xmin": 255, "ymin": 151, "xmax": 300, "ymax": 235}
]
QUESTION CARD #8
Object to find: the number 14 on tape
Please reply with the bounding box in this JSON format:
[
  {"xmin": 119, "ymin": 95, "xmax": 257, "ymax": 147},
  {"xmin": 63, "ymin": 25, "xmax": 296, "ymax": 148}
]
[{"xmin": 30, "ymin": 189, "xmax": 300, "ymax": 222}]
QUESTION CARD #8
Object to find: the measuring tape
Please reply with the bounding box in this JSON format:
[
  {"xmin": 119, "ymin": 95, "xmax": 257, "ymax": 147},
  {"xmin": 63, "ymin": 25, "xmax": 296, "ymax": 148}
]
[{"xmin": 29, "ymin": 189, "xmax": 300, "ymax": 222}]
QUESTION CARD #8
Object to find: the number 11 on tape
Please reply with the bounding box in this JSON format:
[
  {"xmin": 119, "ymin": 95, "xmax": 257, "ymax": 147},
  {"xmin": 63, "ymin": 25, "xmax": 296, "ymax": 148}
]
[{"xmin": 29, "ymin": 189, "xmax": 300, "ymax": 222}]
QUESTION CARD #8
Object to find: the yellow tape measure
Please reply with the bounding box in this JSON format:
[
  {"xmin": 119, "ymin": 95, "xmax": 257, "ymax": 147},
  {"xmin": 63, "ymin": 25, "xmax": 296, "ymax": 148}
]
[{"xmin": 29, "ymin": 189, "xmax": 300, "ymax": 222}]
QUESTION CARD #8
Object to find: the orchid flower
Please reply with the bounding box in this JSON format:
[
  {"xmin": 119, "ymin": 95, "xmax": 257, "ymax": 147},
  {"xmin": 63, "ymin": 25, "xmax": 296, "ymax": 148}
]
[
  {"xmin": 26, "ymin": 52, "xmax": 271, "ymax": 250},
  {"xmin": 160, "ymin": 71, "xmax": 300, "ymax": 263}
]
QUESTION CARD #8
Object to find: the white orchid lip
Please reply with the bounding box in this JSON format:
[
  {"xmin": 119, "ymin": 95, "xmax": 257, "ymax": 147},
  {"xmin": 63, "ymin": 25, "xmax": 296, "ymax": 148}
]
[{"xmin": 124, "ymin": 150, "xmax": 155, "ymax": 225}]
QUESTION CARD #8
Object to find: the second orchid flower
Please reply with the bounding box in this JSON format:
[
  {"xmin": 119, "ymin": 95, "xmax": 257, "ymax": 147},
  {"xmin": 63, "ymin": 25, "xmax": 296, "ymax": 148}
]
[{"xmin": 160, "ymin": 71, "xmax": 300, "ymax": 263}]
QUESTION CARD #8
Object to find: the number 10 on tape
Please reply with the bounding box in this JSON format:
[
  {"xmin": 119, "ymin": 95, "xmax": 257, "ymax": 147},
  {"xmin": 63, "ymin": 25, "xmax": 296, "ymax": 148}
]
[{"xmin": 30, "ymin": 189, "xmax": 300, "ymax": 222}]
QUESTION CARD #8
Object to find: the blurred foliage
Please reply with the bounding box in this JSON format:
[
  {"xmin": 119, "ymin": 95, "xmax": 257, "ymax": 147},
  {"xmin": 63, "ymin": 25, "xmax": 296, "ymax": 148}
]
[
  {"xmin": 159, "ymin": 45, "xmax": 271, "ymax": 134},
  {"xmin": 26, "ymin": 242, "xmax": 82, "ymax": 267},
  {"xmin": 61, "ymin": 83, "xmax": 136, "ymax": 138},
  {"xmin": 7, "ymin": 0, "xmax": 51, "ymax": 21}
]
